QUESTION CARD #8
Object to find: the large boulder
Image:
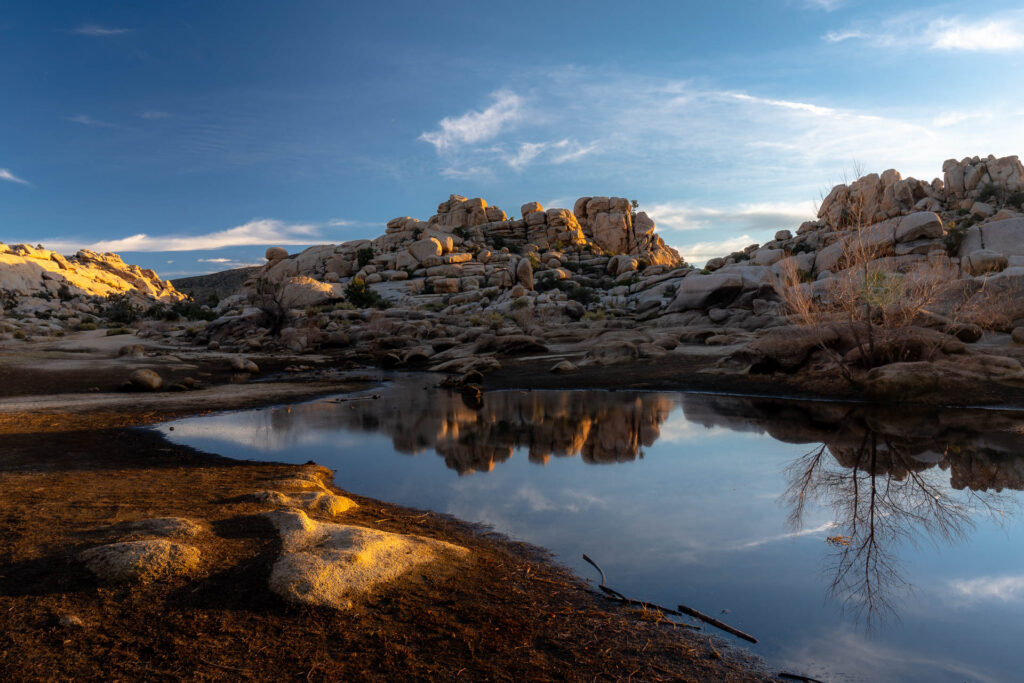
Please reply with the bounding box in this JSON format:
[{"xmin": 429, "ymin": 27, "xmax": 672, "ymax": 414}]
[
  {"xmin": 959, "ymin": 218, "xmax": 1024, "ymax": 265},
  {"xmin": 128, "ymin": 369, "xmax": 163, "ymax": 391},
  {"xmin": 895, "ymin": 212, "xmax": 943, "ymax": 243},
  {"xmin": 516, "ymin": 257, "xmax": 534, "ymax": 290},
  {"xmin": 409, "ymin": 238, "xmax": 443, "ymax": 262},
  {"xmin": 665, "ymin": 272, "xmax": 744, "ymax": 311},
  {"xmin": 265, "ymin": 246, "xmax": 289, "ymax": 261},
  {"xmin": 262, "ymin": 509, "xmax": 469, "ymax": 610}
]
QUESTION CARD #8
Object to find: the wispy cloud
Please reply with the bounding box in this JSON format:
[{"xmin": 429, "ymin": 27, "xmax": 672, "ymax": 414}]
[
  {"xmin": 73, "ymin": 24, "xmax": 132, "ymax": 37},
  {"xmin": 948, "ymin": 575, "xmax": 1024, "ymax": 603},
  {"xmin": 140, "ymin": 110, "xmax": 170, "ymax": 120},
  {"xmin": 647, "ymin": 200, "xmax": 814, "ymax": 234},
  {"xmin": 68, "ymin": 114, "xmax": 115, "ymax": 127},
  {"xmin": 419, "ymin": 90, "xmax": 522, "ymax": 152},
  {"xmin": 43, "ymin": 219, "xmax": 324, "ymax": 253},
  {"xmin": 0, "ymin": 168, "xmax": 30, "ymax": 186},
  {"xmin": 803, "ymin": 0, "xmax": 843, "ymax": 10},
  {"xmin": 675, "ymin": 235, "xmax": 757, "ymax": 266},
  {"xmin": 825, "ymin": 12, "xmax": 1024, "ymax": 52}
]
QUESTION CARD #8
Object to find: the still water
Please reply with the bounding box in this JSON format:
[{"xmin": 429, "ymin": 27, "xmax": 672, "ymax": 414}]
[{"xmin": 160, "ymin": 375, "xmax": 1024, "ymax": 682}]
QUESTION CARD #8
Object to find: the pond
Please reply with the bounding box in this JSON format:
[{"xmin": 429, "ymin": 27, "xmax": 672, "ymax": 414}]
[{"xmin": 160, "ymin": 375, "xmax": 1024, "ymax": 682}]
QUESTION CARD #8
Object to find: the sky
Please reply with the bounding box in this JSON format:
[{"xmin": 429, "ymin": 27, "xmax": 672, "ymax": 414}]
[{"xmin": 2, "ymin": 0, "xmax": 1024, "ymax": 275}]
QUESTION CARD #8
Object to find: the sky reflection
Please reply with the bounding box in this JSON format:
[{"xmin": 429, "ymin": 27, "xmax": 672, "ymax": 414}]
[{"xmin": 160, "ymin": 376, "xmax": 1024, "ymax": 682}]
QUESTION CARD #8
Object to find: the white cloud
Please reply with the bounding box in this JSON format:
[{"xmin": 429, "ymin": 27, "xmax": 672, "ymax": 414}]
[
  {"xmin": 674, "ymin": 235, "xmax": 757, "ymax": 266},
  {"xmin": 43, "ymin": 219, "xmax": 323, "ymax": 253},
  {"xmin": 737, "ymin": 520, "xmax": 838, "ymax": 549},
  {"xmin": 140, "ymin": 110, "xmax": 170, "ymax": 120},
  {"xmin": 419, "ymin": 90, "xmax": 522, "ymax": 151},
  {"xmin": 73, "ymin": 24, "xmax": 132, "ymax": 36},
  {"xmin": 198, "ymin": 258, "xmax": 232, "ymax": 263},
  {"xmin": 68, "ymin": 114, "xmax": 114, "ymax": 127},
  {"xmin": 0, "ymin": 168, "xmax": 30, "ymax": 185},
  {"xmin": 647, "ymin": 200, "xmax": 815, "ymax": 234},
  {"xmin": 503, "ymin": 141, "xmax": 548, "ymax": 170},
  {"xmin": 928, "ymin": 17, "xmax": 1024, "ymax": 51},
  {"xmin": 804, "ymin": 0, "xmax": 843, "ymax": 10},
  {"xmin": 825, "ymin": 13, "xmax": 1024, "ymax": 53},
  {"xmin": 948, "ymin": 575, "xmax": 1024, "ymax": 603}
]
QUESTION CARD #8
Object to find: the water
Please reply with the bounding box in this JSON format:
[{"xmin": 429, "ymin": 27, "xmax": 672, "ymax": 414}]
[{"xmin": 160, "ymin": 375, "xmax": 1024, "ymax": 682}]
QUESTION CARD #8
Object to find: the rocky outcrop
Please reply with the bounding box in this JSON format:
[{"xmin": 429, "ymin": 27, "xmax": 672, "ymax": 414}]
[{"xmin": 263, "ymin": 509, "xmax": 469, "ymax": 609}]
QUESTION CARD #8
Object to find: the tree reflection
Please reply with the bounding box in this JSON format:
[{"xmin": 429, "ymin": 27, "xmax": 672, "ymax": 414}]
[{"xmin": 783, "ymin": 425, "xmax": 1015, "ymax": 627}]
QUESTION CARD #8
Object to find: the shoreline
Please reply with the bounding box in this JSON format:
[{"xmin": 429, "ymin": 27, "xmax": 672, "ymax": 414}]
[{"xmin": 0, "ymin": 369, "xmax": 777, "ymax": 681}]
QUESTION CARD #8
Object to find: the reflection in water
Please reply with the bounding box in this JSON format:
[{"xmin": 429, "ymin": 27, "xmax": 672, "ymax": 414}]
[
  {"xmin": 784, "ymin": 436, "xmax": 1013, "ymax": 627},
  {"xmin": 169, "ymin": 377, "xmax": 1024, "ymax": 632}
]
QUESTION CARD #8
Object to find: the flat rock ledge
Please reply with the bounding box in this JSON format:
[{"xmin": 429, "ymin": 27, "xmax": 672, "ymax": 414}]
[
  {"xmin": 78, "ymin": 539, "xmax": 201, "ymax": 583},
  {"xmin": 263, "ymin": 509, "xmax": 469, "ymax": 610}
]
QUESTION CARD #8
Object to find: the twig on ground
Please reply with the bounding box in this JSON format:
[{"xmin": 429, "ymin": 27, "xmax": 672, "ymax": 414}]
[{"xmin": 675, "ymin": 604, "xmax": 757, "ymax": 643}]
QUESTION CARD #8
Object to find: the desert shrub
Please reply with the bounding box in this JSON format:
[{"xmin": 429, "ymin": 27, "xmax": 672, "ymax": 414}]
[
  {"xmin": 566, "ymin": 284, "xmax": 599, "ymax": 305},
  {"xmin": 791, "ymin": 242, "xmax": 813, "ymax": 255},
  {"xmin": 1008, "ymin": 191, "xmax": 1024, "ymax": 209},
  {"xmin": 12, "ymin": 329, "xmax": 26, "ymax": 339},
  {"xmin": 105, "ymin": 327, "xmax": 132, "ymax": 336},
  {"xmin": 356, "ymin": 247, "xmax": 375, "ymax": 269},
  {"xmin": 491, "ymin": 236, "xmax": 506, "ymax": 250},
  {"xmin": 57, "ymin": 284, "xmax": 74, "ymax": 301},
  {"xmin": 103, "ymin": 293, "xmax": 139, "ymax": 325},
  {"xmin": 345, "ymin": 277, "xmax": 389, "ymax": 309},
  {"xmin": 944, "ymin": 221, "xmax": 968, "ymax": 254},
  {"xmin": 453, "ymin": 227, "xmax": 468, "ymax": 239},
  {"xmin": 76, "ymin": 322, "xmax": 98, "ymax": 331},
  {"xmin": 583, "ymin": 309, "xmax": 606, "ymax": 321},
  {"xmin": 978, "ymin": 183, "xmax": 1000, "ymax": 203}
]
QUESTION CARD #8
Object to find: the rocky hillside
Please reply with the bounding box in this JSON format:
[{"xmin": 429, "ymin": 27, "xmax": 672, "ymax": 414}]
[
  {"xmin": 0, "ymin": 245, "xmax": 185, "ymax": 340},
  {"xmin": 172, "ymin": 266, "xmax": 260, "ymax": 304},
  {"xmin": 8, "ymin": 155, "xmax": 1024, "ymax": 404}
]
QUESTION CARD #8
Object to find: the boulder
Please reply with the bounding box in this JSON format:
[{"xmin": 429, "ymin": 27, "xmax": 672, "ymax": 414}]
[
  {"xmin": 516, "ymin": 258, "xmax": 534, "ymax": 291},
  {"xmin": 247, "ymin": 491, "xmax": 358, "ymax": 516},
  {"xmin": 265, "ymin": 246, "xmax": 289, "ymax": 261},
  {"xmin": 895, "ymin": 212, "xmax": 943, "ymax": 243},
  {"xmin": 551, "ymin": 360, "xmax": 578, "ymax": 374},
  {"xmin": 230, "ymin": 356, "xmax": 260, "ymax": 373},
  {"xmin": 964, "ymin": 249, "xmax": 1008, "ymax": 276},
  {"xmin": 665, "ymin": 272, "xmax": 744, "ymax": 311},
  {"xmin": 128, "ymin": 369, "xmax": 163, "ymax": 391},
  {"xmin": 409, "ymin": 238, "xmax": 443, "ymax": 262},
  {"xmin": 79, "ymin": 540, "xmax": 201, "ymax": 583},
  {"xmin": 262, "ymin": 509, "xmax": 469, "ymax": 610}
]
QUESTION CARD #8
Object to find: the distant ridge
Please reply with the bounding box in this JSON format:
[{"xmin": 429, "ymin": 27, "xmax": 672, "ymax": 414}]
[{"xmin": 172, "ymin": 266, "xmax": 260, "ymax": 303}]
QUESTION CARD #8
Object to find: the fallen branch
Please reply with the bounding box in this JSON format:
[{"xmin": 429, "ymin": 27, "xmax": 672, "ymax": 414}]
[
  {"xmin": 778, "ymin": 673, "xmax": 825, "ymax": 683},
  {"xmin": 582, "ymin": 555, "xmax": 698, "ymax": 629},
  {"xmin": 675, "ymin": 604, "xmax": 757, "ymax": 643}
]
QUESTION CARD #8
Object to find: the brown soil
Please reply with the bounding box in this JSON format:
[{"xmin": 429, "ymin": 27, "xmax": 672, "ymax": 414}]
[{"xmin": 0, "ymin": 411, "xmax": 770, "ymax": 681}]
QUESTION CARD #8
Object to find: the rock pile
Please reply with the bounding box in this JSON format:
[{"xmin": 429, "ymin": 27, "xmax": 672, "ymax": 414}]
[{"xmin": 0, "ymin": 244, "xmax": 186, "ymax": 340}]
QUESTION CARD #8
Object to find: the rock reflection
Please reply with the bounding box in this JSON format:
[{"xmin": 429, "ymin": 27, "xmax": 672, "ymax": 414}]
[
  {"xmin": 681, "ymin": 395, "xmax": 1023, "ymax": 625},
  {"xmin": 327, "ymin": 380, "xmax": 677, "ymax": 474}
]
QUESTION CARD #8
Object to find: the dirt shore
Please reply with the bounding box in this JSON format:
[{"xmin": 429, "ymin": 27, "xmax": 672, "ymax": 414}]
[{"xmin": 0, "ymin": 363, "xmax": 774, "ymax": 680}]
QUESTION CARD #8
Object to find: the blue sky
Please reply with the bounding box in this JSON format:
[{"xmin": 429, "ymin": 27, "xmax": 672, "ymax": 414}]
[{"xmin": 2, "ymin": 0, "xmax": 1024, "ymax": 275}]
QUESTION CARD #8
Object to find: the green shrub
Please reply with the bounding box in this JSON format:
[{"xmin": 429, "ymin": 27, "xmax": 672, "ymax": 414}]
[
  {"xmin": 345, "ymin": 277, "xmax": 389, "ymax": 309},
  {"xmin": 1008, "ymin": 191, "xmax": 1024, "ymax": 209},
  {"xmin": 979, "ymin": 183, "xmax": 1000, "ymax": 203},
  {"xmin": 103, "ymin": 293, "xmax": 140, "ymax": 325},
  {"xmin": 356, "ymin": 247, "xmax": 375, "ymax": 269},
  {"xmin": 12, "ymin": 329, "xmax": 26, "ymax": 339},
  {"xmin": 790, "ymin": 242, "xmax": 813, "ymax": 255},
  {"xmin": 76, "ymin": 322, "xmax": 98, "ymax": 331},
  {"xmin": 105, "ymin": 327, "xmax": 132, "ymax": 336},
  {"xmin": 57, "ymin": 284, "xmax": 74, "ymax": 301}
]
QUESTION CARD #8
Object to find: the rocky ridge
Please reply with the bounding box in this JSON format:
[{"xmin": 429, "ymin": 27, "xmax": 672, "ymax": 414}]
[
  {"xmin": 8, "ymin": 155, "xmax": 1024, "ymax": 403},
  {"xmin": 0, "ymin": 244, "xmax": 186, "ymax": 340}
]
